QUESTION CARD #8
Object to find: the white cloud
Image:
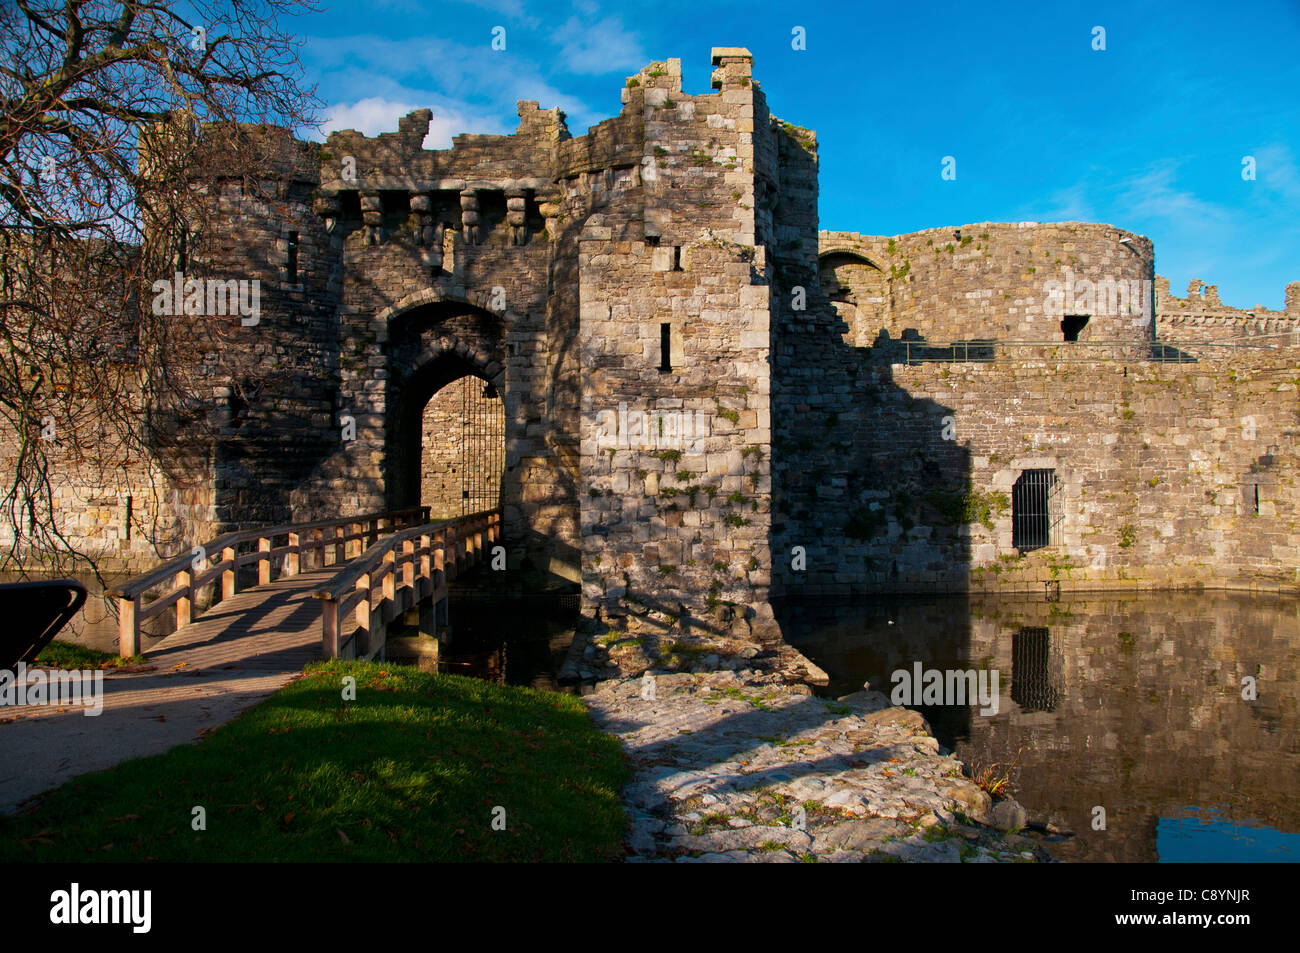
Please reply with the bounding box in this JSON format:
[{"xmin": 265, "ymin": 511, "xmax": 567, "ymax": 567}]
[
  {"xmin": 1251, "ymin": 143, "xmax": 1300, "ymax": 205},
  {"xmin": 306, "ymin": 32, "xmax": 601, "ymax": 129},
  {"xmin": 555, "ymin": 15, "xmax": 648, "ymax": 75},
  {"xmin": 1117, "ymin": 163, "xmax": 1236, "ymax": 234},
  {"xmin": 319, "ymin": 97, "xmax": 503, "ymax": 148}
]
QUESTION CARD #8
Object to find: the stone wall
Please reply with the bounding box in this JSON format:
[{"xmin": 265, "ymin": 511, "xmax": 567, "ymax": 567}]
[
  {"xmin": 577, "ymin": 51, "xmax": 778, "ymax": 633},
  {"xmin": 308, "ymin": 104, "xmax": 562, "ymax": 560},
  {"xmin": 12, "ymin": 46, "xmax": 1300, "ymax": 619},
  {"xmin": 818, "ymin": 222, "xmax": 1155, "ymax": 348},
  {"xmin": 774, "ymin": 352, "xmax": 1300, "ymax": 598},
  {"xmin": 1155, "ymin": 276, "xmax": 1300, "ymax": 344},
  {"xmin": 0, "ymin": 422, "xmax": 193, "ymax": 574}
]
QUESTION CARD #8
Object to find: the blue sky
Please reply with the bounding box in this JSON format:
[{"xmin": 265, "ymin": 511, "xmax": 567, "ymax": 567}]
[{"xmin": 294, "ymin": 0, "xmax": 1300, "ymax": 309}]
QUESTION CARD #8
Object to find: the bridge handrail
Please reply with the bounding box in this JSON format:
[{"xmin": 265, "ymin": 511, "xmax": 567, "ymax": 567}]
[
  {"xmin": 311, "ymin": 509, "xmax": 501, "ymax": 660},
  {"xmin": 110, "ymin": 506, "xmax": 430, "ymax": 656}
]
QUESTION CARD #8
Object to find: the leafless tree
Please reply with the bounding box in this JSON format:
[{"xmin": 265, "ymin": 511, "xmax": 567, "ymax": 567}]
[{"xmin": 0, "ymin": 1, "xmax": 320, "ymax": 579}]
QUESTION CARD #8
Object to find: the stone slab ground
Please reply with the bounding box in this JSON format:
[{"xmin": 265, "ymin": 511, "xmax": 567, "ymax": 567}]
[{"xmin": 585, "ymin": 670, "xmax": 1051, "ymax": 863}]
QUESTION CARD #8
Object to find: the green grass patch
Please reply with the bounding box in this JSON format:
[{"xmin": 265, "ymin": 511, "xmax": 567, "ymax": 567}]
[
  {"xmin": 0, "ymin": 660, "xmax": 628, "ymax": 862},
  {"xmin": 33, "ymin": 641, "xmax": 143, "ymax": 669}
]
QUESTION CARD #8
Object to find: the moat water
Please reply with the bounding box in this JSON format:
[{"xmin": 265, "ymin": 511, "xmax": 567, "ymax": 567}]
[
  {"xmin": 14, "ymin": 570, "xmax": 1298, "ymax": 861},
  {"xmin": 780, "ymin": 591, "xmax": 1300, "ymax": 862}
]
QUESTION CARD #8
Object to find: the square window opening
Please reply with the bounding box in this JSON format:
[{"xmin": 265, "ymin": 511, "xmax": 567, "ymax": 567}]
[{"xmin": 1061, "ymin": 314, "xmax": 1090, "ymax": 341}]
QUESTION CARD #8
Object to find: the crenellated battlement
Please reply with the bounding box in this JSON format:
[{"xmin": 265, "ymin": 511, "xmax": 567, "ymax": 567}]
[{"xmin": 1154, "ymin": 275, "xmax": 1300, "ymax": 342}]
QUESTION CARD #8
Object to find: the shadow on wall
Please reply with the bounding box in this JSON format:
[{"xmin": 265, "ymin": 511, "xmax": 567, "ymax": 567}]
[{"xmin": 767, "ymin": 125, "xmax": 971, "ymax": 737}]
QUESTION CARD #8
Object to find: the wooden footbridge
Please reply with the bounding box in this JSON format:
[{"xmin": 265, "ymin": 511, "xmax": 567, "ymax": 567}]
[
  {"xmin": 111, "ymin": 508, "xmax": 502, "ymax": 664},
  {"xmin": 0, "ymin": 509, "xmax": 499, "ymax": 812}
]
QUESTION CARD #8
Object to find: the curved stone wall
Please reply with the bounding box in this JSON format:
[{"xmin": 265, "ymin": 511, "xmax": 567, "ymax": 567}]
[{"xmin": 819, "ymin": 222, "xmax": 1156, "ymax": 347}]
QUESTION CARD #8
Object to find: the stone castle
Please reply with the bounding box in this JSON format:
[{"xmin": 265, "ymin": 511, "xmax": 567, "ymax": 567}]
[{"xmin": 14, "ymin": 48, "xmax": 1300, "ymax": 638}]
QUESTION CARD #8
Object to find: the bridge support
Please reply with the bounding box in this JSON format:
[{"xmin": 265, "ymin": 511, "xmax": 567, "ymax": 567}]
[
  {"xmin": 314, "ymin": 510, "xmax": 499, "ymax": 663},
  {"xmin": 386, "ymin": 603, "xmax": 443, "ymax": 670}
]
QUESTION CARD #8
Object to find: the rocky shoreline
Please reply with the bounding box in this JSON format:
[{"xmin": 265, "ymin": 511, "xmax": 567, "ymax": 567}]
[{"xmin": 566, "ymin": 620, "xmax": 1055, "ymax": 863}]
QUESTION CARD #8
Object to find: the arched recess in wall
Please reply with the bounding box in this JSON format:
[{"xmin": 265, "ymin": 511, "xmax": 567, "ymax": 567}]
[
  {"xmin": 818, "ymin": 250, "xmax": 888, "ymax": 347},
  {"xmin": 382, "ymin": 295, "xmax": 508, "ymax": 514}
]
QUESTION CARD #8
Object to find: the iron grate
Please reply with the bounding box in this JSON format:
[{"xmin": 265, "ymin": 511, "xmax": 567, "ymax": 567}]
[
  {"xmin": 460, "ymin": 377, "xmax": 504, "ymax": 515},
  {"xmin": 1012, "ymin": 468, "xmax": 1062, "ymax": 552}
]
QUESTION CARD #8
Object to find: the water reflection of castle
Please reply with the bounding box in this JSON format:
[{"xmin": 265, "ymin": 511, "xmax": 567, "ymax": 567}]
[{"xmin": 781, "ymin": 592, "xmax": 1300, "ymax": 862}]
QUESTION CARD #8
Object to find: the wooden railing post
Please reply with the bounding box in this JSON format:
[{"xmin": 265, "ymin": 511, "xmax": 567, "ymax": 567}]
[
  {"xmin": 382, "ymin": 548, "xmax": 396, "ymax": 606},
  {"xmin": 355, "ymin": 574, "xmax": 371, "ymax": 659},
  {"xmin": 322, "ymin": 599, "xmax": 340, "ymax": 658},
  {"xmin": 432, "ymin": 531, "xmax": 449, "ymax": 633},
  {"xmin": 176, "ymin": 568, "xmax": 192, "ymax": 627},
  {"xmin": 258, "ymin": 536, "xmax": 271, "ymax": 586},
  {"xmin": 419, "ymin": 533, "xmax": 431, "ymax": 599},
  {"xmin": 118, "ymin": 595, "xmax": 140, "ymax": 658},
  {"xmin": 222, "ymin": 546, "xmax": 236, "ymax": 600},
  {"xmin": 401, "ymin": 537, "xmax": 415, "ymax": 596},
  {"xmin": 286, "ymin": 532, "xmax": 300, "ymax": 577}
]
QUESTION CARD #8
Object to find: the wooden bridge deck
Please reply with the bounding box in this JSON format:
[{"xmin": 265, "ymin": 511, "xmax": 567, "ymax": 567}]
[
  {"xmin": 0, "ymin": 569, "xmax": 333, "ymax": 814},
  {"xmin": 141, "ymin": 567, "xmax": 332, "ymax": 673}
]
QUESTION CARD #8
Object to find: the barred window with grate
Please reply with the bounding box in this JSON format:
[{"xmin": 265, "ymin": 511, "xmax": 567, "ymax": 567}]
[{"xmin": 1012, "ymin": 469, "xmax": 1062, "ymax": 552}]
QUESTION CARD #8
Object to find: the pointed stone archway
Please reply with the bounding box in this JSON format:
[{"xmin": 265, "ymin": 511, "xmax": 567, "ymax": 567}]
[{"xmin": 383, "ymin": 299, "xmax": 508, "ymax": 514}]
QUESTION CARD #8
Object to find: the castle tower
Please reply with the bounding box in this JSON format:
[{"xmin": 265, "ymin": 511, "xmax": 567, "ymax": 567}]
[{"xmin": 577, "ymin": 49, "xmax": 780, "ymax": 637}]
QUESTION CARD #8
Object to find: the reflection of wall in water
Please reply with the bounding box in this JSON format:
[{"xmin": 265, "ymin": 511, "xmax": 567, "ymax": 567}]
[
  {"xmin": 1010, "ymin": 626, "xmax": 1063, "ymax": 713},
  {"xmin": 960, "ymin": 594, "xmax": 1300, "ymax": 862}
]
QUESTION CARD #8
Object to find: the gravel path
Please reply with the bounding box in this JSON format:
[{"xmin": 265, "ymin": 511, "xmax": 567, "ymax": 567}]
[{"xmin": 0, "ymin": 570, "xmax": 327, "ymax": 814}]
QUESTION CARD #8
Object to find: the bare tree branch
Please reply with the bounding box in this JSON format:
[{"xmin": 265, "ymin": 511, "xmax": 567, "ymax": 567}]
[{"xmin": 0, "ymin": 0, "xmax": 321, "ymax": 583}]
